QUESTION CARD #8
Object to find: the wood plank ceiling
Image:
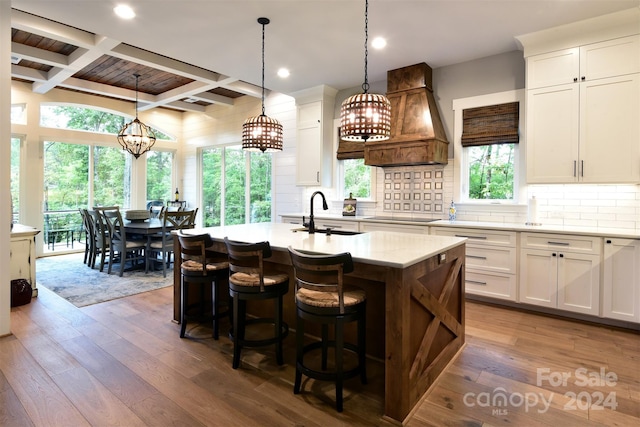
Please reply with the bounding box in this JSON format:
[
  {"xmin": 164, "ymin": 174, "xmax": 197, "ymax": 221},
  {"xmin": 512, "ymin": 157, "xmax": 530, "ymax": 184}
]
[{"xmin": 10, "ymin": 9, "xmax": 261, "ymax": 113}]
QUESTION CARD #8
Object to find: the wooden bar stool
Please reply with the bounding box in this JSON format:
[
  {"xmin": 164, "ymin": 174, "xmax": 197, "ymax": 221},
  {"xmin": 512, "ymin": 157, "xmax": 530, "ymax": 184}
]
[
  {"xmin": 287, "ymin": 246, "xmax": 367, "ymax": 412},
  {"xmin": 224, "ymin": 237, "xmax": 289, "ymax": 369},
  {"xmin": 177, "ymin": 232, "xmax": 229, "ymax": 339}
]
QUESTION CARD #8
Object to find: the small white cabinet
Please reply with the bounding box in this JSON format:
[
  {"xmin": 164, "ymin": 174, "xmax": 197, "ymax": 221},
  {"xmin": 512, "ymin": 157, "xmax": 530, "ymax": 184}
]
[
  {"xmin": 519, "ymin": 233, "xmax": 600, "ymax": 315},
  {"xmin": 602, "ymin": 237, "xmax": 640, "ymax": 323},
  {"xmin": 293, "ymin": 85, "xmax": 337, "ymax": 187},
  {"xmin": 432, "ymin": 227, "xmax": 517, "ymax": 301},
  {"xmin": 526, "ymin": 35, "xmax": 640, "ymax": 184},
  {"xmin": 10, "ymin": 224, "xmax": 41, "ymax": 297}
]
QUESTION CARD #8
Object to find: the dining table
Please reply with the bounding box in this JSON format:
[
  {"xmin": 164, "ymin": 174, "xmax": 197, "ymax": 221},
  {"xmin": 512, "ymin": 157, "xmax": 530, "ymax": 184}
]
[{"xmin": 124, "ymin": 219, "xmax": 166, "ymax": 271}]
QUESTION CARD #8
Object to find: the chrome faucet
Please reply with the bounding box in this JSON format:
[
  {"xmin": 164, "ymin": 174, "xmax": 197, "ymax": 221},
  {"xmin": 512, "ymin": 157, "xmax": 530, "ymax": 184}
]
[{"xmin": 307, "ymin": 191, "xmax": 328, "ymax": 234}]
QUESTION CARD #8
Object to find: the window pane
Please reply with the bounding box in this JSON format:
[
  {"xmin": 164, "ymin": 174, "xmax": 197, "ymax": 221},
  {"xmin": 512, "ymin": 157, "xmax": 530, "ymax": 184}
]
[
  {"xmin": 11, "ymin": 104, "xmax": 26, "ymax": 124},
  {"xmin": 146, "ymin": 151, "xmax": 173, "ymax": 205},
  {"xmin": 343, "ymin": 158, "xmax": 371, "ymax": 198},
  {"xmin": 250, "ymin": 153, "xmax": 272, "ymax": 223},
  {"xmin": 202, "ymin": 147, "xmax": 222, "ymax": 227},
  {"xmin": 467, "ymin": 144, "xmax": 515, "ymax": 200},
  {"xmin": 93, "ymin": 145, "xmax": 128, "ymax": 207},
  {"xmin": 10, "ymin": 137, "xmax": 20, "ymax": 222},
  {"xmin": 224, "ymin": 146, "xmax": 246, "ymax": 225},
  {"xmin": 43, "ymin": 141, "xmax": 89, "ymax": 251}
]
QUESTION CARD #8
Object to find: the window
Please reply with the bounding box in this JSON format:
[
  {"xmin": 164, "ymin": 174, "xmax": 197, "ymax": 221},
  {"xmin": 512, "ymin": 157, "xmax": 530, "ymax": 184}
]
[
  {"xmin": 11, "ymin": 104, "xmax": 26, "ymax": 124},
  {"xmin": 201, "ymin": 145, "xmax": 272, "ymax": 227},
  {"xmin": 10, "ymin": 137, "xmax": 21, "ymax": 222},
  {"xmin": 40, "ymin": 104, "xmax": 174, "ymax": 139},
  {"xmin": 453, "ymin": 91, "xmax": 524, "ymax": 203},
  {"xmin": 341, "ymin": 158, "xmax": 373, "ymax": 199},
  {"xmin": 146, "ymin": 150, "xmax": 174, "ymax": 204}
]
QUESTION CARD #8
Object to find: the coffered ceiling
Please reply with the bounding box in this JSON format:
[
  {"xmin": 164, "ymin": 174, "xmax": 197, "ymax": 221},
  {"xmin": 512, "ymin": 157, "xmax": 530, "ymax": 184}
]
[{"xmin": 10, "ymin": 1, "xmax": 639, "ymax": 113}]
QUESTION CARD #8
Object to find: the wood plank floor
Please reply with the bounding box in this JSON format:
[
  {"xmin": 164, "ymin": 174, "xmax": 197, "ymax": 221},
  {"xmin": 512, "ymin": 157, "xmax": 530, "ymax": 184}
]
[{"xmin": 1, "ymin": 285, "xmax": 638, "ymax": 426}]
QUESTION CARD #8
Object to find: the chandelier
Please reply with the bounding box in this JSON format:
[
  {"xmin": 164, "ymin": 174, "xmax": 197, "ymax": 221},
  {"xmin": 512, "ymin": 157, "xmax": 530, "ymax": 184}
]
[
  {"xmin": 242, "ymin": 17, "xmax": 283, "ymax": 152},
  {"xmin": 117, "ymin": 73, "xmax": 157, "ymax": 158},
  {"xmin": 339, "ymin": 0, "xmax": 391, "ymax": 142}
]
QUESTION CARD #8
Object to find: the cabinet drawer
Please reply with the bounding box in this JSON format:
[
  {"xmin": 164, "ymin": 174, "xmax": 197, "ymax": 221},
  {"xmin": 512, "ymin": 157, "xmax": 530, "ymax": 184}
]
[
  {"xmin": 431, "ymin": 227, "xmax": 516, "ymax": 246},
  {"xmin": 359, "ymin": 222, "xmax": 428, "ymax": 234},
  {"xmin": 314, "ymin": 219, "xmax": 359, "ymax": 232},
  {"xmin": 465, "ymin": 270, "xmax": 517, "ymax": 301},
  {"xmin": 466, "ymin": 246, "xmax": 516, "ymax": 274},
  {"xmin": 521, "ymin": 232, "xmax": 601, "ymax": 254}
]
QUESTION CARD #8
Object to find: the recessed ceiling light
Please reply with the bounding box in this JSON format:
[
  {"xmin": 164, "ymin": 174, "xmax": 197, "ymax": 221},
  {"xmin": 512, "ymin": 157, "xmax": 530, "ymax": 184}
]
[
  {"xmin": 114, "ymin": 4, "xmax": 136, "ymax": 20},
  {"xmin": 372, "ymin": 37, "xmax": 387, "ymax": 49},
  {"xmin": 277, "ymin": 68, "xmax": 290, "ymax": 78}
]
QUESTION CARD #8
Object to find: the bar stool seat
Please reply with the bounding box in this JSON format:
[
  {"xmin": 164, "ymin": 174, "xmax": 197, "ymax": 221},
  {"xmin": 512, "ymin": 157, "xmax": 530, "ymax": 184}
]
[
  {"xmin": 288, "ymin": 246, "xmax": 367, "ymax": 413},
  {"xmin": 224, "ymin": 237, "xmax": 289, "ymax": 369},
  {"xmin": 178, "ymin": 232, "xmax": 229, "ymax": 339}
]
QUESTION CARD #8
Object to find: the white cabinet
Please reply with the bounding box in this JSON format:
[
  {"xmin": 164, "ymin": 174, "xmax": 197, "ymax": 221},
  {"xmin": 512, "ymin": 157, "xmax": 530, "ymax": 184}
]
[
  {"xmin": 359, "ymin": 221, "xmax": 428, "ymax": 234},
  {"xmin": 602, "ymin": 237, "xmax": 640, "ymax": 323},
  {"xmin": 526, "ymin": 35, "xmax": 640, "ymax": 184},
  {"xmin": 519, "ymin": 233, "xmax": 600, "ymax": 315},
  {"xmin": 432, "ymin": 227, "xmax": 517, "ymax": 301},
  {"xmin": 293, "ymin": 85, "xmax": 337, "ymax": 186},
  {"xmin": 10, "ymin": 225, "xmax": 40, "ymax": 297}
]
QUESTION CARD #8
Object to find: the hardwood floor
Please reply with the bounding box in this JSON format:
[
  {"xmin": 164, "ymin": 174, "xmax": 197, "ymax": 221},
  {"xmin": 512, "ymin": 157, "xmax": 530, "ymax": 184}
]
[{"xmin": 1, "ymin": 286, "xmax": 638, "ymax": 426}]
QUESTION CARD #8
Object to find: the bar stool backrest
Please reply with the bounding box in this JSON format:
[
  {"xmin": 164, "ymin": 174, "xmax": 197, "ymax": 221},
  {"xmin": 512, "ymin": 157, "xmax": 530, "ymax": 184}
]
[
  {"xmin": 288, "ymin": 247, "xmax": 354, "ymax": 314},
  {"xmin": 224, "ymin": 237, "xmax": 273, "ymax": 292}
]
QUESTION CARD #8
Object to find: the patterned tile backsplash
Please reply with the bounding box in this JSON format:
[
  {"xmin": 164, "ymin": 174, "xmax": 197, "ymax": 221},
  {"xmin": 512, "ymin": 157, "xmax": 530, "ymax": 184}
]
[{"xmin": 383, "ymin": 167, "xmax": 446, "ymax": 214}]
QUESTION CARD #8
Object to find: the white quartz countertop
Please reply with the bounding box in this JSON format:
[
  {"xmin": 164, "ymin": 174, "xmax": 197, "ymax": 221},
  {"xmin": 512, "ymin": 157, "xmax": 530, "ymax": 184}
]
[
  {"xmin": 185, "ymin": 222, "xmax": 466, "ymax": 268},
  {"xmin": 280, "ymin": 213, "xmax": 640, "ymax": 239}
]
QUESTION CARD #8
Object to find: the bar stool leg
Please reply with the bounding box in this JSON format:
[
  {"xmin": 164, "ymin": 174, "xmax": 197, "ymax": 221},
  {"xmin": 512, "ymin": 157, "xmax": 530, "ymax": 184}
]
[
  {"xmin": 336, "ymin": 318, "xmax": 344, "ymax": 413},
  {"xmin": 180, "ymin": 277, "xmax": 188, "ymax": 338},
  {"xmin": 294, "ymin": 313, "xmax": 304, "ymax": 394},
  {"xmin": 275, "ymin": 295, "xmax": 284, "ymax": 365},
  {"xmin": 211, "ymin": 280, "xmax": 219, "ymax": 340},
  {"xmin": 359, "ymin": 303, "xmax": 367, "ymax": 384},
  {"xmin": 321, "ymin": 324, "xmax": 329, "ymax": 370}
]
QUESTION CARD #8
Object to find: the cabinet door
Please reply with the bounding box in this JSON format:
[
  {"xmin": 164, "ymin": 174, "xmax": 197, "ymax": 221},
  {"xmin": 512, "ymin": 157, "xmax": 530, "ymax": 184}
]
[
  {"xmin": 580, "ymin": 35, "xmax": 640, "ymax": 81},
  {"xmin": 526, "ymin": 84, "xmax": 580, "ymax": 183},
  {"xmin": 602, "ymin": 238, "xmax": 640, "ymax": 322},
  {"xmin": 579, "ymin": 74, "xmax": 640, "ymax": 183},
  {"xmin": 557, "ymin": 252, "xmax": 600, "ymax": 315},
  {"xmin": 519, "ymin": 248, "xmax": 558, "ymax": 308},
  {"xmin": 526, "ymin": 48, "xmax": 579, "ymax": 89},
  {"xmin": 10, "ymin": 237, "xmax": 34, "ymax": 284},
  {"xmin": 296, "ymin": 102, "xmax": 323, "ymax": 185}
]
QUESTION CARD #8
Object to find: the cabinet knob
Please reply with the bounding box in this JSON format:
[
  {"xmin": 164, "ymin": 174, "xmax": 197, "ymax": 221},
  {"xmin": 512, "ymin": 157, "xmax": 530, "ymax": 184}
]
[
  {"xmin": 559, "ymin": 253, "xmax": 564, "ymax": 258},
  {"xmin": 552, "ymin": 253, "xmax": 557, "ymax": 257},
  {"xmin": 581, "ymin": 76, "xmax": 586, "ymax": 81},
  {"xmin": 573, "ymin": 77, "xmax": 578, "ymax": 82},
  {"xmin": 606, "ymin": 240, "xmax": 612, "ymax": 244}
]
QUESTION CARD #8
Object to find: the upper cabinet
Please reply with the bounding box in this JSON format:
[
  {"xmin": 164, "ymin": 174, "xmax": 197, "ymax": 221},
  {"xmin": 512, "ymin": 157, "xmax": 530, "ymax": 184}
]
[
  {"xmin": 525, "ymin": 35, "xmax": 640, "ymax": 184},
  {"xmin": 293, "ymin": 85, "xmax": 337, "ymax": 187}
]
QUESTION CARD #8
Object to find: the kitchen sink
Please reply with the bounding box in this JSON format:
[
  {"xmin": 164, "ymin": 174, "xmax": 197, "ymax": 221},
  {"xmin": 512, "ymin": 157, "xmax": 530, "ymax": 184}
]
[{"xmin": 291, "ymin": 227, "xmax": 361, "ymax": 236}]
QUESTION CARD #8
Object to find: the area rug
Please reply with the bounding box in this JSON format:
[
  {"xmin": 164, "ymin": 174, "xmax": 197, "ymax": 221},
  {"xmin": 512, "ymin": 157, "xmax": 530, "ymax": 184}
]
[{"xmin": 36, "ymin": 252, "xmax": 173, "ymax": 307}]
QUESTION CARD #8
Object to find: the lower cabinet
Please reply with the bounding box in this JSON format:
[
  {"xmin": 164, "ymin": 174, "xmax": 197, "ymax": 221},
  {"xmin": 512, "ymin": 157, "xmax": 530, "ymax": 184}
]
[
  {"xmin": 519, "ymin": 233, "xmax": 600, "ymax": 316},
  {"xmin": 10, "ymin": 225, "xmax": 40, "ymax": 297},
  {"xmin": 359, "ymin": 221, "xmax": 428, "ymax": 234},
  {"xmin": 431, "ymin": 227, "xmax": 517, "ymax": 301},
  {"xmin": 602, "ymin": 237, "xmax": 640, "ymax": 322}
]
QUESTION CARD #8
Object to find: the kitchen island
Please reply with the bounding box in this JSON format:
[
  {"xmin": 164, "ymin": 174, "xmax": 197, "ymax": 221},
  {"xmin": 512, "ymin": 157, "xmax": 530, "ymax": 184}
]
[{"xmin": 172, "ymin": 222, "xmax": 466, "ymax": 423}]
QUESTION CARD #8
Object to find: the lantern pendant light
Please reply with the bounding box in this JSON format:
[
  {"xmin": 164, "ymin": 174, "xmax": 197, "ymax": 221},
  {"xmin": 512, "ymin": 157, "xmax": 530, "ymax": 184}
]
[
  {"xmin": 340, "ymin": 0, "xmax": 391, "ymax": 142},
  {"xmin": 117, "ymin": 73, "xmax": 157, "ymax": 159},
  {"xmin": 242, "ymin": 17, "xmax": 283, "ymax": 152}
]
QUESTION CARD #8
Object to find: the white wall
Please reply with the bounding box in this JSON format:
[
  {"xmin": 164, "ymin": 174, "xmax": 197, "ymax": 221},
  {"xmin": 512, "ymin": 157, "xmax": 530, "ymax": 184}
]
[{"xmin": 1, "ymin": 0, "xmax": 11, "ymax": 336}]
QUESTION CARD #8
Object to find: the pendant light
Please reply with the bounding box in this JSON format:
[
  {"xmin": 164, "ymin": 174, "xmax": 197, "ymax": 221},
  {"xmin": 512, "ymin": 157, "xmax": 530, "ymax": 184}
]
[
  {"xmin": 117, "ymin": 73, "xmax": 157, "ymax": 158},
  {"xmin": 340, "ymin": 0, "xmax": 391, "ymax": 142},
  {"xmin": 242, "ymin": 17, "xmax": 283, "ymax": 152}
]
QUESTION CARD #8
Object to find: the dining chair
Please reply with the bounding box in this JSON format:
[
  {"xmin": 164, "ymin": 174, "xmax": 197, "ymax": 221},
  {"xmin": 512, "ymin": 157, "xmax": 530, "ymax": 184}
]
[
  {"xmin": 149, "ymin": 205, "xmax": 165, "ymax": 219},
  {"xmin": 287, "ymin": 246, "xmax": 367, "ymax": 412},
  {"xmin": 224, "ymin": 237, "xmax": 289, "ymax": 369},
  {"xmin": 78, "ymin": 208, "xmax": 94, "ymax": 266},
  {"xmin": 88, "ymin": 208, "xmax": 117, "ymax": 272},
  {"xmin": 101, "ymin": 208, "xmax": 146, "ymax": 276},
  {"xmin": 146, "ymin": 210, "xmax": 195, "ymax": 277}
]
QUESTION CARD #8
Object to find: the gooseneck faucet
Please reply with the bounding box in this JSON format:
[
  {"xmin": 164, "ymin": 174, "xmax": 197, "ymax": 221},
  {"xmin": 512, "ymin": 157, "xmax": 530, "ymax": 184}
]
[{"xmin": 308, "ymin": 191, "xmax": 328, "ymax": 234}]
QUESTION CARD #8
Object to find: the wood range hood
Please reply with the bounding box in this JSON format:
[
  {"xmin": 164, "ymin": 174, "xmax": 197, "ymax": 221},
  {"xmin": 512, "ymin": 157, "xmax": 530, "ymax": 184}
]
[{"xmin": 365, "ymin": 62, "xmax": 449, "ymax": 166}]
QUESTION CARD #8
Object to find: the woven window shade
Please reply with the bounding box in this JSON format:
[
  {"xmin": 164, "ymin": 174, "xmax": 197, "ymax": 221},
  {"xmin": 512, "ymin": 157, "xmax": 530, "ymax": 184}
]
[
  {"xmin": 461, "ymin": 102, "xmax": 519, "ymax": 147},
  {"xmin": 336, "ymin": 127, "xmax": 364, "ymax": 160}
]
